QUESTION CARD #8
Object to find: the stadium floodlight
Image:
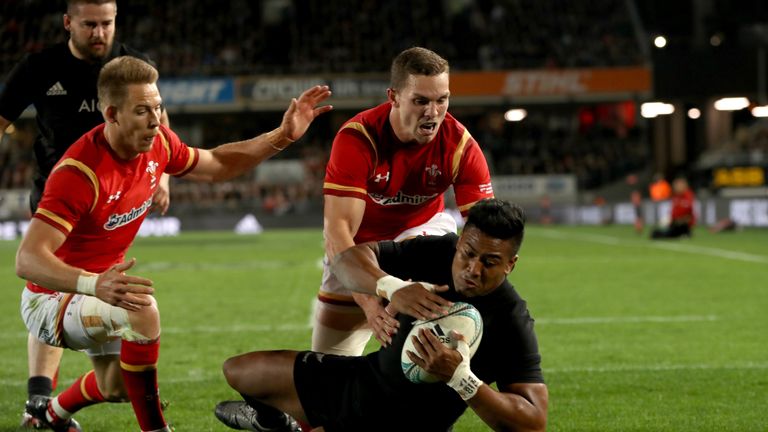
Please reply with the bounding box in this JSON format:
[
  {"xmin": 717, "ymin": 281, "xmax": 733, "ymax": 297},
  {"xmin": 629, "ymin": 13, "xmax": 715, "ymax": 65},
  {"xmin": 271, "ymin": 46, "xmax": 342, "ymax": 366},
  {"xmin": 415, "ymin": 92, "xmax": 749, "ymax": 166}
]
[
  {"xmin": 751, "ymin": 105, "xmax": 768, "ymax": 117},
  {"xmin": 713, "ymin": 97, "xmax": 749, "ymax": 111},
  {"xmin": 654, "ymin": 36, "xmax": 667, "ymax": 48},
  {"xmin": 504, "ymin": 108, "xmax": 527, "ymax": 122},
  {"xmin": 687, "ymin": 108, "xmax": 701, "ymax": 119},
  {"xmin": 641, "ymin": 102, "xmax": 674, "ymax": 118}
]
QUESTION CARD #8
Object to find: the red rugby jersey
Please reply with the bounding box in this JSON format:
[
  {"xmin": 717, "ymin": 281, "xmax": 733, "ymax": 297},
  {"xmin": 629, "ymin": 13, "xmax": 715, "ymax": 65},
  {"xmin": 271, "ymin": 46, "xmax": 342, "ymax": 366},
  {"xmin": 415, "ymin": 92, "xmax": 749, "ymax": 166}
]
[
  {"xmin": 323, "ymin": 102, "xmax": 493, "ymax": 243},
  {"xmin": 29, "ymin": 124, "xmax": 198, "ymax": 294},
  {"xmin": 671, "ymin": 189, "xmax": 696, "ymax": 227}
]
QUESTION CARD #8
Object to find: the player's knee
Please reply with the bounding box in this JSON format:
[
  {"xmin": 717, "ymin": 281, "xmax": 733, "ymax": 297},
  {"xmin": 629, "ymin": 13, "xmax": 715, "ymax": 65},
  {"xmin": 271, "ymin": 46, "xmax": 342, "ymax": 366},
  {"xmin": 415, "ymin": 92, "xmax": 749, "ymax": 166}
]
[
  {"xmin": 222, "ymin": 354, "xmax": 249, "ymax": 392},
  {"xmin": 129, "ymin": 294, "xmax": 159, "ymax": 319},
  {"xmin": 125, "ymin": 295, "xmax": 161, "ymax": 341}
]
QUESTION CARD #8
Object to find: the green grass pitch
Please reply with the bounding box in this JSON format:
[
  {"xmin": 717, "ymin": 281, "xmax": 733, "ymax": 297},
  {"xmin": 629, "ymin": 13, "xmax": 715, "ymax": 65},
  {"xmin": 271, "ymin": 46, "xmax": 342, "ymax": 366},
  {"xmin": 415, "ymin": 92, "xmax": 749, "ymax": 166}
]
[{"xmin": 0, "ymin": 225, "xmax": 766, "ymax": 431}]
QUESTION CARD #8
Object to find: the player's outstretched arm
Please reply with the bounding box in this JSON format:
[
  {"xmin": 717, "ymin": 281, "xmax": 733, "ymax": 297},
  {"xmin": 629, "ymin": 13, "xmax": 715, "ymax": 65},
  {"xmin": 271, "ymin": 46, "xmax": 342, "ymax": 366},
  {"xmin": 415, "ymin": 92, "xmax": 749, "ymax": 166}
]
[
  {"xmin": 408, "ymin": 330, "xmax": 548, "ymax": 432},
  {"xmin": 185, "ymin": 85, "xmax": 332, "ymax": 182}
]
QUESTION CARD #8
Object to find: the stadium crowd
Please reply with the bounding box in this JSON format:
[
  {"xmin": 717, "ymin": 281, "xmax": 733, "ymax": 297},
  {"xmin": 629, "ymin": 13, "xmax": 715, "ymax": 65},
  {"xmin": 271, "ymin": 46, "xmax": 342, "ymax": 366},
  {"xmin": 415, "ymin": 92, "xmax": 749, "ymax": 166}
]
[
  {"xmin": 2, "ymin": 0, "xmax": 642, "ymax": 78},
  {"xmin": 0, "ymin": 0, "xmax": 649, "ymax": 214}
]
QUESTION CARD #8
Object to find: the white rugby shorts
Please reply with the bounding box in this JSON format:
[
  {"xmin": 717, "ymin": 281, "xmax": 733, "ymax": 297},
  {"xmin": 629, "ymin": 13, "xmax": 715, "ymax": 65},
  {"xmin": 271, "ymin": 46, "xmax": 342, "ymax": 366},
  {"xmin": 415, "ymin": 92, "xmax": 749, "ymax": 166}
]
[{"xmin": 21, "ymin": 287, "xmax": 124, "ymax": 356}]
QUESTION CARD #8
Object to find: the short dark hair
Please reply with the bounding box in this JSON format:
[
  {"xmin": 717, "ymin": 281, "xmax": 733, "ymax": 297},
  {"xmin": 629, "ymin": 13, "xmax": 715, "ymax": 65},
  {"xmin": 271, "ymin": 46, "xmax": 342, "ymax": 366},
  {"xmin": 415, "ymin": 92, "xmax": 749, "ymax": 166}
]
[
  {"xmin": 67, "ymin": 0, "xmax": 116, "ymax": 15},
  {"xmin": 98, "ymin": 56, "xmax": 158, "ymax": 108},
  {"xmin": 465, "ymin": 199, "xmax": 526, "ymax": 254},
  {"xmin": 390, "ymin": 47, "xmax": 449, "ymax": 90}
]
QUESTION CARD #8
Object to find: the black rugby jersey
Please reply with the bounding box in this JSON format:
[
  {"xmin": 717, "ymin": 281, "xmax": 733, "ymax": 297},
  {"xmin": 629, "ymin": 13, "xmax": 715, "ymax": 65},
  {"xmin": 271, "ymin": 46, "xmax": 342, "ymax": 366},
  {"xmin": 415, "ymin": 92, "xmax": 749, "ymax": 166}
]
[
  {"xmin": 0, "ymin": 41, "xmax": 152, "ymax": 207},
  {"xmin": 361, "ymin": 234, "xmax": 545, "ymax": 430}
]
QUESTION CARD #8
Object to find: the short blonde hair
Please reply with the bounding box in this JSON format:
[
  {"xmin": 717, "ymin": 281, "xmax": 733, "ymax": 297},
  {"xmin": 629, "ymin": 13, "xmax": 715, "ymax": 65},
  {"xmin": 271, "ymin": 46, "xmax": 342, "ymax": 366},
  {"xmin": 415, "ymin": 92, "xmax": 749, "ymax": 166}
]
[{"xmin": 98, "ymin": 56, "xmax": 158, "ymax": 108}]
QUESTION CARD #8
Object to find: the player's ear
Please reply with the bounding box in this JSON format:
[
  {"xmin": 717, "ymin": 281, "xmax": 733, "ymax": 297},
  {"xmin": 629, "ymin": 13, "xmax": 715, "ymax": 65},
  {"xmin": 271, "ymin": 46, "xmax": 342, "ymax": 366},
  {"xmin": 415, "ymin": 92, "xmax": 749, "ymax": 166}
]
[
  {"xmin": 104, "ymin": 105, "xmax": 119, "ymax": 125},
  {"xmin": 505, "ymin": 255, "xmax": 519, "ymax": 274},
  {"xmin": 63, "ymin": 14, "xmax": 72, "ymax": 32},
  {"xmin": 387, "ymin": 88, "xmax": 398, "ymax": 106}
]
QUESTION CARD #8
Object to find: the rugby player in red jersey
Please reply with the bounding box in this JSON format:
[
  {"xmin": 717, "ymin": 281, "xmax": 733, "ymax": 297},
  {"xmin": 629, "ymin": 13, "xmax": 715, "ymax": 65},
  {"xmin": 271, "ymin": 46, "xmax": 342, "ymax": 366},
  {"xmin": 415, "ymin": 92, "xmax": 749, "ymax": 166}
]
[
  {"xmin": 315, "ymin": 47, "xmax": 494, "ymax": 357},
  {"xmin": 15, "ymin": 56, "xmax": 331, "ymax": 432}
]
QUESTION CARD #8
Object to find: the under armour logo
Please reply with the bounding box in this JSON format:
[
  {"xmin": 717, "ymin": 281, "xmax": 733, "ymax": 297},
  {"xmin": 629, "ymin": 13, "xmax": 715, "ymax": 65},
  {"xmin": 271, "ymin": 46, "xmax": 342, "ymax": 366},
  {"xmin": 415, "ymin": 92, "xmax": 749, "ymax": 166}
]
[
  {"xmin": 374, "ymin": 172, "xmax": 390, "ymax": 183},
  {"xmin": 107, "ymin": 191, "xmax": 122, "ymax": 203}
]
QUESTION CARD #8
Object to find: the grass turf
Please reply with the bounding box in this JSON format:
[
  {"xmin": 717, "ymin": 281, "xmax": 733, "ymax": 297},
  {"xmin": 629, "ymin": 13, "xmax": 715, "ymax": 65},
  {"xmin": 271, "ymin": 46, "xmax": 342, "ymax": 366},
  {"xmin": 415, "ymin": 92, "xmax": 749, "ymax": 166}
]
[{"xmin": 0, "ymin": 225, "xmax": 765, "ymax": 431}]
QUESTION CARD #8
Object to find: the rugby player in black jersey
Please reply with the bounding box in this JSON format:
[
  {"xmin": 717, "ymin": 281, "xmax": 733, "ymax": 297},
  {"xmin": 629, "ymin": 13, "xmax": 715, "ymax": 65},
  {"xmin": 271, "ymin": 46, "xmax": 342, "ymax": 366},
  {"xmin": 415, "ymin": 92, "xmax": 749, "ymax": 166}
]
[{"xmin": 216, "ymin": 199, "xmax": 548, "ymax": 432}]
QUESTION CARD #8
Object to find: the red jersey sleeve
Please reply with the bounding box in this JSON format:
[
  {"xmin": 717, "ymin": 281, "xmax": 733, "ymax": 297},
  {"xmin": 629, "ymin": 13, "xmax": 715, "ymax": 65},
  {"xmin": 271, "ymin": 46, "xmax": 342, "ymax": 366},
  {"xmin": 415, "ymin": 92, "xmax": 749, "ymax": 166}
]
[
  {"xmin": 453, "ymin": 138, "xmax": 494, "ymax": 215},
  {"xmin": 34, "ymin": 165, "xmax": 96, "ymax": 235},
  {"xmin": 159, "ymin": 125, "xmax": 199, "ymax": 177},
  {"xmin": 323, "ymin": 123, "xmax": 376, "ymax": 200}
]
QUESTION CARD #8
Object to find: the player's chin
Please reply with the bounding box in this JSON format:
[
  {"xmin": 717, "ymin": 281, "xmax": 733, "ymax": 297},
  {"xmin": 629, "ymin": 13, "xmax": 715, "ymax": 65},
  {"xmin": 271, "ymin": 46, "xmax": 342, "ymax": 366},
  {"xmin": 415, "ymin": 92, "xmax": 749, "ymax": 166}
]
[
  {"xmin": 455, "ymin": 285, "xmax": 478, "ymax": 298},
  {"xmin": 89, "ymin": 46, "xmax": 107, "ymax": 57},
  {"xmin": 414, "ymin": 130, "xmax": 437, "ymax": 144},
  {"xmin": 137, "ymin": 139, "xmax": 154, "ymax": 152}
]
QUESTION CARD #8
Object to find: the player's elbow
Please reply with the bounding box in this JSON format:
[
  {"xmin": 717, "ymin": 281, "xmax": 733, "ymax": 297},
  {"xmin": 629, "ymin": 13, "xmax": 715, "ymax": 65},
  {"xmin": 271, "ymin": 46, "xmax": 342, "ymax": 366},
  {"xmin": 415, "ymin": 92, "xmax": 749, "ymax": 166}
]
[{"xmin": 15, "ymin": 248, "xmax": 33, "ymax": 281}]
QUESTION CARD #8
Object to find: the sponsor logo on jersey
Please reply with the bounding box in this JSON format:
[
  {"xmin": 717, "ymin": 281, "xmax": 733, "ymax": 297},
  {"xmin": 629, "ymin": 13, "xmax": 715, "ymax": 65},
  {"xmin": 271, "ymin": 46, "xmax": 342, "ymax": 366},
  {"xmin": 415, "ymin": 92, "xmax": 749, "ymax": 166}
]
[
  {"xmin": 104, "ymin": 198, "xmax": 153, "ymax": 230},
  {"xmin": 479, "ymin": 182, "xmax": 494, "ymax": 195},
  {"xmin": 107, "ymin": 191, "xmax": 122, "ymax": 203},
  {"xmin": 78, "ymin": 98, "xmax": 99, "ymax": 112},
  {"xmin": 46, "ymin": 81, "xmax": 67, "ymax": 96},
  {"xmin": 368, "ymin": 190, "xmax": 438, "ymax": 206}
]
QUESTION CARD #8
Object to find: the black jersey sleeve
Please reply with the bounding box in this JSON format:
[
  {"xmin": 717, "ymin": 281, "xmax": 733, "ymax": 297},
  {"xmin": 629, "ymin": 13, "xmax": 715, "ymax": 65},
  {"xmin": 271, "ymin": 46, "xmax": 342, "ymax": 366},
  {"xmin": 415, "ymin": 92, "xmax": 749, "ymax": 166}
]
[{"xmin": 376, "ymin": 234, "xmax": 457, "ymax": 286}]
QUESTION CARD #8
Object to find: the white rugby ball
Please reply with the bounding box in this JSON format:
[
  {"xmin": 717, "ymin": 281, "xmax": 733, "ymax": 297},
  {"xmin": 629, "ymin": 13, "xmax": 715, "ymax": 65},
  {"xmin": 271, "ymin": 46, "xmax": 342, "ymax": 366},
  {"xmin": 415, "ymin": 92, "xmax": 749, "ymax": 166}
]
[{"xmin": 400, "ymin": 302, "xmax": 483, "ymax": 384}]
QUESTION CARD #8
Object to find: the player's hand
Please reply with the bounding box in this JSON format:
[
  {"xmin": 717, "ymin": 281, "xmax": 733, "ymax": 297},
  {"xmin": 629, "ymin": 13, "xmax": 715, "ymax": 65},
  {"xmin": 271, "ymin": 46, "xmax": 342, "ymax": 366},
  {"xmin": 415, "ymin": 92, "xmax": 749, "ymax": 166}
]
[
  {"xmin": 355, "ymin": 293, "xmax": 399, "ymax": 347},
  {"xmin": 279, "ymin": 85, "xmax": 333, "ymax": 142},
  {"xmin": 406, "ymin": 328, "xmax": 464, "ymax": 382},
  {"xmin": 95, "ymin": 258, "xmax": 154, "ymax": 311},
  {"xmin": 389, "ymin": 283, "xmax": 452, "ymax": 320},
  {"xmin": 151, "ymin": 174, "xmax": 170, "ymax": 215}
]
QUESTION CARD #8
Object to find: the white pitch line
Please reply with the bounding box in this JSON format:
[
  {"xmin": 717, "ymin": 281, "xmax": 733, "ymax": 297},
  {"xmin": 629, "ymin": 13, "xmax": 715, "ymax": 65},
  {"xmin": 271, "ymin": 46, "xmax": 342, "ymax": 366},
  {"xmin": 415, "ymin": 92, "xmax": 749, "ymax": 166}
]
[
  {"xmin": 536, "ymin": 315, "xmax": 718, "ymax": 325},
  {"xmin": 536, "ymin": 229, "xmax": 622, "ymax": 246},
  {"xmin": 649, "ymin": 241, "xmax": 768, "ymax": 264},
  {"xmin": 533, "ymin": 228, "xmax": 768, "ymax": 264},
  {"xmin": 546, "ymin": 361, "xmax": 768, "ymax": 374}
]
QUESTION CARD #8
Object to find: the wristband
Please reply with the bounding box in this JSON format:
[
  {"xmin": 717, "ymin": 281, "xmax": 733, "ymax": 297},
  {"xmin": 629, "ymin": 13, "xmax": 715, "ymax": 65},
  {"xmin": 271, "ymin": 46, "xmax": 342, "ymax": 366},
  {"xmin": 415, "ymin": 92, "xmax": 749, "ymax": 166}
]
[
  {"xmin": 446, "ymin": 340, "xmax": 484, "ymax": 400},
  {"xmin": 76, "ymin": 274, "xmax": 98, "ymax": 296},
  {"xmin": 375, "ymin": 276, "xmax": 437, "ymax": 300},
  {"xmin": 269, "ymin": 128, "xmax": 295, "ymax": 151},
  {"xmin": 375, "ymin": 275, "xmax": 411, "ymax": 300}
]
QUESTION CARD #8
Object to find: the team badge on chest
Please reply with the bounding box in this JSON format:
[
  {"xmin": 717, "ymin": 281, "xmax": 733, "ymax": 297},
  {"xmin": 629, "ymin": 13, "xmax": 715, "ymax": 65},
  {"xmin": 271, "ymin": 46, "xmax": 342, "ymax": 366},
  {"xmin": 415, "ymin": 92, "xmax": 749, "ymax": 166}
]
[
  {"xmin": 147, "ymin": 161, "xmax": 159, "ymax": 189},
  {"xmin": 425, "ymin": 164, "xmax": 442, "ymax": 186}
]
